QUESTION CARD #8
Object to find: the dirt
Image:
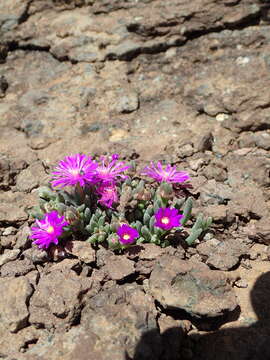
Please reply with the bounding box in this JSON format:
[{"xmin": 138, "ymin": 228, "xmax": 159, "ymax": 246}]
[{"xmin": 0, "ymin": 0, "xmax": 270, "ymax": 359}]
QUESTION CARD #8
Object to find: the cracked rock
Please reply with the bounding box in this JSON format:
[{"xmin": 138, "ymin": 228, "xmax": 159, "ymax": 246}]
[
  {"xmin": 149, "ymin": 255, "xmax": 238, "ymax": 318},
  {"xmin": 102, "ymin": 254, "xmax": 135, "ymax": 281},
  {"xmin": 0, "ymin": 277, "xmax": 33, "ymax": 333},
  {"xmin": 29, "ymin": 270, "xmax": 93, "ymax": 330}
]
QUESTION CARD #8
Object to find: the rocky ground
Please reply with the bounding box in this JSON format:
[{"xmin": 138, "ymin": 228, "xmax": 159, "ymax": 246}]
[{"xmin": 1, "ymin": 0, "xmax": 270, "ymax": 359}]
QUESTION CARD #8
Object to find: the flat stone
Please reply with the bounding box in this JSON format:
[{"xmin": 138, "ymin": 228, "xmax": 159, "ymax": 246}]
[
  {"xmin": 206, "ymin": 239, "xmax": 249, "ymax": 270},
  {"xmin": 29, "ymin": 271, "xmax": 93, "ymax": 330},
  {"xmin": 14, "ymin": 225, "xmax": 31, "ymax": 249},
  {"xmin": 138, "ymin": 243, "xmax": 165, "ymax": 260},
  {"xmin": 103, "ymin": 255, "xmax": 135, "ymax": 281},
  {"xmin": 0, "ymin": 248, "xmax": 20, "ymax": 266},
  {"xmin": 1, "ymin": 259, "xmax": 35, "ymax": 277},
  {"xmin": 16, "ymin": 162, "xmax": 46, "ymax": 192},
  {"xmin": 23, "ymin": 247, "xmax": 48, "ymax": 263},
  {"xmin": 0, "ymin": 203, "xmax": 28, "ymax": 223},
  {"xmin": 149, "ymin": 255, "xmax": 238, "ymax": 318},
  {"xmin": 65, "ymin": 241, "xmax": 96, "ymax": 264},
  {"xmin": 0, "ymin": 277, "xmax": 33, "ymax": 333}
]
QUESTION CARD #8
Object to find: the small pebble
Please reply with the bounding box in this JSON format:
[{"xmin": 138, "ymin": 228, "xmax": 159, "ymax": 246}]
[{"xmin": 234, "ymin": 279, "xmax": 248, "ymax": 288}]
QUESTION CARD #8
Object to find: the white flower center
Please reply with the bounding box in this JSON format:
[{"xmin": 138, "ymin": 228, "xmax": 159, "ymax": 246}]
[
  {"xmin": 161, "ymin": 217, "xmax": 170, "ymax": 225},
  {"xmin": 47, "ymin": 225, "xmax": 54, "ymax": 234},
  {"xmin": 70, "ymin": 169, "xmax": 80, "ymax": 176},
  {"xmin": 123, "ymin": 234, "xmax": 130, "ymax": 240}
]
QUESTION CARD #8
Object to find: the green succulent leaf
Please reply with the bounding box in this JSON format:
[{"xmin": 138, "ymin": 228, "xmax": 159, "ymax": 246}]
[
  {"xmin": 84, "ymin": 207, "xmax": 92, "ymax": 223},
  {"xmin": 181, "ymin": 197, "xmax": 193, "ymax": 226},
  {"xmin": 145, "ymin": 205, "xmax": 154, "ymax": 217},
  {"xmin": 38, "ymin": 186, "xmax": 56, "ymax": 201},
  {"xmin": 29, "ymin": 206, "xmax": 44, "ymax": 219},
  {"xmin": 143, "ymin": 212, "xmax": 151, "ymax": 226},
  {"xmin": 86, "ymin": 233, "xmax": 99, "ymax": 243},
  {"xmin": 141, "ymin": 226, "xmax": 151, "ymax": 241},
  {"xmin": 149, "ymin": 216, "xmax": 155, "ymax": 231},
  {"xmin": 103, "ymin": 224, "xmax": 110, "ymax": 233},
  {"xmin": 77, "ymin": 204, "xmax": 86, "ymax": 213},
  {"xmin": 193, "ymin": 213, "xmax": 203, "ymax": 231},
  {"xmin": 206, "ymin": 217, "xmax": 213, "ymax": 229},
  {"xmin": 185, "ymin": 228, "xmax": 202, "ymax": 246},
  {"xmin": 137, "ymin": 237, "xmax": 145, "ymax": 244},
  {"xmin": 174, "ymin": 198, "xmax": 185, "ymax": 210},
  {"xmin": 98, "ymin": 233, "xmax": 106, "ymax": 243},
  {"xmin": 98, "ymin": 215, "xmax": 106, "ymax": 227}
]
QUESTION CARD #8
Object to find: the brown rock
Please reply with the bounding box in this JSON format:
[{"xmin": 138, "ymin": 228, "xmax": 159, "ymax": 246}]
[
  {"xmin": 102, "ymin": 254, "xmax": 135, "ymax": 281},
  {"xmin": 199, "ymin": 179, "xmax": 233, "ymax": 205},
  {"xmin": 29, "ymin": 271, "xmax": 93, "ymax": 330},
  {"xmin": 149, "ymin": 255, "xmax": 238, "ymax": 318},
  {"xmin": 0, "ymin": 277, "xmax": 33, "ymax": 332},
  {"xmin": 0, "ymin": 325, "xmax": 45, "ymax": 358},
  {"xmin": 0, "ymin": 202, "xmax": 28, "ymax": 223},
  {"xmin": 80, "ymin": 284, "xmax": 160, "ymax": 360},
  {"xmin": 229, "ymin": 186, "xmax": 268, "ymax": 219},
  {"xmin": 138, "ymin": 243, "xmax": 165, "ymax": 260},
  {"xmin": 65, "ymin": 241, "xmax": 96, "ymax": 263},
  {"xmin": 1, "ymin": 259, "xmax": 35, "ymax": 277},
  {"xmin": 23, "ymin": 247, "xmax": 48, "ymax": 263},
  {"xmin": 205, "ymin": 239, "xmax": 250, "ymax": 270},
  {"xmin": 135, "ymin": 259, "xmax": 156, "ymax": 275},
  {"xmin": 0, "ymin": 248, "xmax": 20, "ymax": 266},
  {"xmin": 247, "ymin": 218, "xmax": 270, "ymax": 245},
  {"xmin": 16, "ymin": 162, "xmax": 47, "ymax": 192},
  {"xmin": 14, "ymin": 225, "xmax": 31, "ymax": 249}
]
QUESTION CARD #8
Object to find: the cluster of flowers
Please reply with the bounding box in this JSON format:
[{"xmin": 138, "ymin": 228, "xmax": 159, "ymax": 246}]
[{"xmin": 30, "ymin": 153, "xmax": 190, "ymax": 250}]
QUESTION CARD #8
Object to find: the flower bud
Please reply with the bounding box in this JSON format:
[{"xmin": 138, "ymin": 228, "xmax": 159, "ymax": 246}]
[
  {"xmin": 158, "ymin": 182, "xmax": 174, "ymax": 200},
  {"xmin": 107, "ymin": 234, "xmax": 120, "ymax": 249},
  {"xmin": 65, "ymin": 209, "xmax": 80, "ymax": 224}
]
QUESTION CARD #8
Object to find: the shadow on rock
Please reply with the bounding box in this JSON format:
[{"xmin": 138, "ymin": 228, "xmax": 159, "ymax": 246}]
[
  {"xmin": 130, "ymin": 326, "xmax": 185, "ymax": 360},
  {"xmin": 131, "ymin": 272, "xmax": 270, "ymax": 360}
]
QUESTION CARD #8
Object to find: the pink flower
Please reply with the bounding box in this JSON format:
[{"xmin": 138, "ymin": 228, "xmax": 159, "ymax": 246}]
[
  {"xmin": 30, "ymin": 211, "xmax": 68, "ymax": 249},
  {"xmin": 141, "ymin": 162, "xmax": 190, "ymax": 184},
  {"xmin": 117, "ymin": 224, "xmax": 139, "ymax": 245},
  {"xmin": 96, "ymin": 182, "xmax": 118, "ymax": 208},
  {"xmin": 154, "ymin": 207, "xmax": 183, "ymax": 231},
  {"xmin": 51, "ymin": 154, "xmax": 98, "ymax": 188},
  {"xmin": 95, "ymin": 154, "xmax": 130, "ymax": 183}
]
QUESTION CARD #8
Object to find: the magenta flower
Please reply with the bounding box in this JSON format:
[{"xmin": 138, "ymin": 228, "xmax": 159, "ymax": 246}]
[
  {"xmin": 51, "ymin": 154, "xmax": 98, "ymax": 188},
  {"xmin": 117, "ymin": 224, "xmax": 139, "ymax": 245},
  {"xmin": 141, "ymin": 162, "xmax": 190, "ymax": 184},
  {"xmin": 95, "ymin": 154, "xmax": 130, "ymax": 183},
  {"xmin": 96, "ymin": 182, "xmax": 118, "ymax": 208},
  {"xmin": 30, "ymin": 211, "xmax": 68, "ymax": 249},
  {"xmin": 154, "ymin": 207, "xmax": 183, "ymax": 230}
]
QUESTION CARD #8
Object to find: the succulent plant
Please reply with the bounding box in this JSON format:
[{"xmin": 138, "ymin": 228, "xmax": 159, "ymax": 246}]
[{"xmin": 29, "ymin": 154, "xmax": 212, "ymax": 251}]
